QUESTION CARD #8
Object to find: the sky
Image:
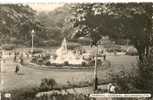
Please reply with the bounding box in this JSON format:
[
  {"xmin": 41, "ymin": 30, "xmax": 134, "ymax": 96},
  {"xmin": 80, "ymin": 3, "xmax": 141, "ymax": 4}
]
[{"xmin": 29, "ymin": 4, "xmax": 64, "ymax": 12}]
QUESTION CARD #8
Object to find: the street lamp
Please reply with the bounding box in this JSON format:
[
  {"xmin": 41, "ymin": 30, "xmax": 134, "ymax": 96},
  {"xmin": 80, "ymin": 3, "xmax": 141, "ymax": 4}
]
[
  {"xmin": 93, "ymin": 45, "xmax": 98, "ymax": 91},
  {"xmin": 31, "ymin": 29, "xmax": 35, "ymax": 53}
]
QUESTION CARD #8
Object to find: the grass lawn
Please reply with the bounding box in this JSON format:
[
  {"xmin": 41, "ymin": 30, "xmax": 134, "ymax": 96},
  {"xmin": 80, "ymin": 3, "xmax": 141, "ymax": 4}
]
[{"xmin": 0, "ymin": 55, "xmax": 138, "ymax": 91}]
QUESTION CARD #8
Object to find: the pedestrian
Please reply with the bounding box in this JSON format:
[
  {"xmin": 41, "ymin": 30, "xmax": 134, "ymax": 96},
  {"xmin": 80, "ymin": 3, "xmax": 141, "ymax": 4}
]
[
  {"xmin": 107, "ymin": 83, "xmax": 116, "ymax": 93},
  {"xmin": 19, "ymin": 55, "xmax": 24, "ymax": 65},
  {"xmin": 15, "ymin": 63, "xmax": 20, "ymax": 74},
  {"xmin": 14, "ymin": 55, "xmax": 17, "ymax": 62},
  {"xmin": 110, "ymin": 85, "xmax": 116, "ymax": 93},
  {"xmin": 101, "ymin": 54, "xmax": 111, "ymax": 69}
]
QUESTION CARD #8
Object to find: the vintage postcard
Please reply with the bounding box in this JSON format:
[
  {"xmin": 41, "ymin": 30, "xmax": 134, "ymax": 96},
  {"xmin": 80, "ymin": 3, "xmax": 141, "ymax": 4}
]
[{"xmin": 0, "ymin": 2, "xmax": 153, "ymax": 100}]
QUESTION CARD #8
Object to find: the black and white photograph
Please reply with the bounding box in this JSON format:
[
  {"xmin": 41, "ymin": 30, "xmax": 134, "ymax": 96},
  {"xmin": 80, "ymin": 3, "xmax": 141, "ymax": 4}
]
[{"xmin": 0, "ymin": 2, "xmax": 153, "ymax": 100}]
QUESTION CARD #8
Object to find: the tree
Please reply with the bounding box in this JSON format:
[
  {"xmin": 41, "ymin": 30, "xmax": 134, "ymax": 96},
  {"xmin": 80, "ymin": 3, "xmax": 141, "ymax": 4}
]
[
  {"xmin": 69, "ymin": 3, "xmax": 153, "ymax": 93},
  {"xmin": 69, "ymin": 3, "xmax": 153, "ymax": 61}
]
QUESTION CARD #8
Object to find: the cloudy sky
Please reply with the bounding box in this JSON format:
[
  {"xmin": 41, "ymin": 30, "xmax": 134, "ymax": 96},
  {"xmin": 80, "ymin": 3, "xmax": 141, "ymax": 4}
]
[{"xmin": 29, "ymin": 4, "xmax": 64, "ymax": 12}]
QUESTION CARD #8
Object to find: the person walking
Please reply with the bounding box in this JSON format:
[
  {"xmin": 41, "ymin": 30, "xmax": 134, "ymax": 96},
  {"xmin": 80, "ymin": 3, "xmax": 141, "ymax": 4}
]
[
  {"xmin": 101, "ymin": 55, "xmax": 111, "ymax": 69},
  {"xmin": 15, "ymin": 63, "xmax": 20, "ymax": 74},
  {"xmin": 14, "ymin": 54, "xmax": 17, "ymax": 62},
  {"xmin": 19, "ymin": 53, "xmax": 24, "ymax": 65}
]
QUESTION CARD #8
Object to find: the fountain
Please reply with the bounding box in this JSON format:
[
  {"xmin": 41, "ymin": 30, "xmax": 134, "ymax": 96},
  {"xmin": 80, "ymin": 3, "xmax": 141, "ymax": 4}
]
[{"xmin": 50, "ymin": 38, "xmax": 88, "ymax": 65}]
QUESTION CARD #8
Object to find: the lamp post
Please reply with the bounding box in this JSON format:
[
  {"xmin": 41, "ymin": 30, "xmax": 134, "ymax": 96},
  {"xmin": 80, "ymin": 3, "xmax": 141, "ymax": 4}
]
[
  {"xmin": 31, "ymin": 29, "xmax": 34, "ymax": 53},
  {"xmin": 93, "ymin": 45, "xmax": 98, "ymax": 91}
]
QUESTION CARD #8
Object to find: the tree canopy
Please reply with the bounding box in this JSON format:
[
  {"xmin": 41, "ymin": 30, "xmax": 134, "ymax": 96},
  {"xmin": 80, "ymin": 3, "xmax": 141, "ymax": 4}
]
[
  {"xmin": 69, "ymin": 3, "xmax": 153, "ymax": 61},
  {"xmin": 68, "ymin": 3, "xmax": 153, "ymax": 93}
]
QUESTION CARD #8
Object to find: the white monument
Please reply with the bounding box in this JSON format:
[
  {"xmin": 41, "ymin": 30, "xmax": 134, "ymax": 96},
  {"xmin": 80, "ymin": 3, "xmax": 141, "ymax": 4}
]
[{"xmin": 50, "ymin": 38, "xmax": 86, "ymax": 65}]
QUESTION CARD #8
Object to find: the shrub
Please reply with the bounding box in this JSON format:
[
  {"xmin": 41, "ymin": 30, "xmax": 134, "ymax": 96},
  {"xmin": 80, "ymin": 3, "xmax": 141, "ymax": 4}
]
[
  {"xmin": 40, "ymin": 78, "xmax": 57, "ymax": 91},
  {"xmin": 134, "ymin": 58, "xmax": 153, "ymax": 94},
  {"xmin": 109, "ymin": 65, "xmax": 139, "ymax": 93},
  {"xmin": 64, "ymin": 61, "xmax": 69, "ymax": 66}
]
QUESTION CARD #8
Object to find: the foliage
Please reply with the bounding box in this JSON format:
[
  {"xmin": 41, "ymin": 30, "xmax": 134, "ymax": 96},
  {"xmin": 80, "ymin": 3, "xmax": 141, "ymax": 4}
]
[
  {"xmin": 40, "ymin": 78, "xmax": 57, "ymax": 91},
  {"xmin": 36, "ymin": 4, "xmax": 73, "ymax": 46},
  {"xmin": 68, "ymin": 3, "xmax": 153, "ymax": 93},
  {"xmin": 135, "ymin": 57, "xmax": 153, "ymax": 94},
  {"xmin": 69, "ymin": 3, "xmax": 153, "ymax": 61},
  {"xmin": 0, "ymin": 4, "xmax": 47, "ymax": 47},
  {"xmin": 110, "ymin": 70, "xmax": 137, "ymax": 93},
  {"xmin": 0, "ymin": 4, "xmax": 86, "ymax": 47}
]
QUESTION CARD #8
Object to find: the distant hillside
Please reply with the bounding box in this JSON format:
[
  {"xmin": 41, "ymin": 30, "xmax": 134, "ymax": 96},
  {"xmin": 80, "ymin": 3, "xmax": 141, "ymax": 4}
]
[
  {"xmin": 0, "ymin": 5, "xmax": 35, "ymax": 46},
  {"xmin": 0, "ymin": 4, "xmax": 132, "ymax": 48},
  {"xmin": 36, "ymin": 4, "xmax": 74, "ymax": 46},
  {"xmin": 0, "ymin": 4, "xmax": 74, "ymax": 47}
]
